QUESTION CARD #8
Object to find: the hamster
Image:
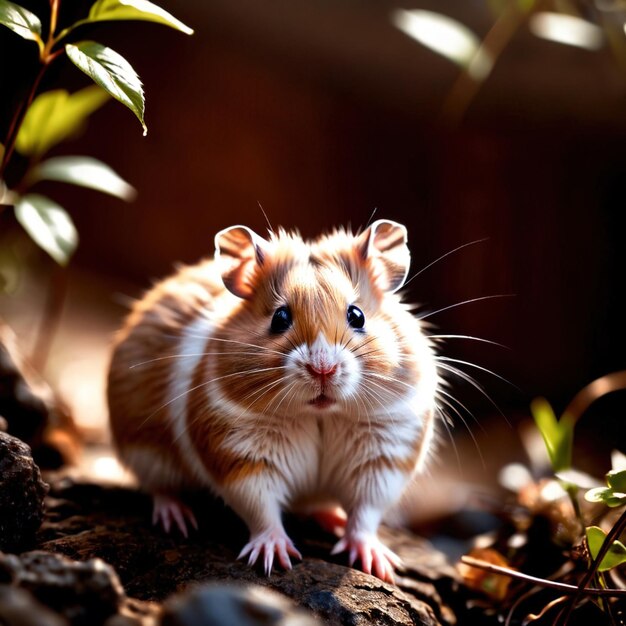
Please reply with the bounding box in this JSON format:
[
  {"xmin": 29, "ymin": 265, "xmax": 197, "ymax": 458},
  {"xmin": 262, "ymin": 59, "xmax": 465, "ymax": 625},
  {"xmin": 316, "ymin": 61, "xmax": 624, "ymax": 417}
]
[{"xmin": 107, "ymin": 220, "xmax": 439, "ymax": 582}]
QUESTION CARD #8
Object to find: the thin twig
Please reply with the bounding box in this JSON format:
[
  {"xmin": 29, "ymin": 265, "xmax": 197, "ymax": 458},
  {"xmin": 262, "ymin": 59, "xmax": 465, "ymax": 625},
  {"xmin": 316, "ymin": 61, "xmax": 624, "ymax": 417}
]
[
  {"xmin": 461, "ymin": 556, "xmax": 626, "ymax": 597},
  {"xmin": 441, "ymin": 1, "xmax": 529, "ymax": 125},
  {"xmin": 564, "ymin": 370, "xmax": 626, "ymax": 422},
  {"xmin": 0, "ymin": 63, "xmax": 48, "ymax": 179}
]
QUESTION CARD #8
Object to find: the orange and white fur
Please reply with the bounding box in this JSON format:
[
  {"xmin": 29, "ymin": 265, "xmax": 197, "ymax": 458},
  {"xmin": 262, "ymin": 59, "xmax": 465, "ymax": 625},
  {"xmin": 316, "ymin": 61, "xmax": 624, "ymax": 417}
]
[{"xmin": 108, "ymin": 220, "xmax": 439, "ymax": 582}]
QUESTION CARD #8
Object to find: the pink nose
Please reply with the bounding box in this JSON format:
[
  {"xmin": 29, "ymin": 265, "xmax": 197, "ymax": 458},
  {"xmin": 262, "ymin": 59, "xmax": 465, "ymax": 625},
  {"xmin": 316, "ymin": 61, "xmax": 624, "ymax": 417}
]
[{"xmin": 306, "ymin": 363, "xmax": 337, "ymax": 379}]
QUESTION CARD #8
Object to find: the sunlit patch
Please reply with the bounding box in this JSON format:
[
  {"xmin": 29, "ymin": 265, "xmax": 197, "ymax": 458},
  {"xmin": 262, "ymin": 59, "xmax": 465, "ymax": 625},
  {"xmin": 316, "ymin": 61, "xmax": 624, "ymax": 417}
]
[
  {"xmin": 94, "ymin": 455, "xmax": 124, "ymax": 477},
  {"xmin": 529, "ymin": 12, "xmax": 603, "ymax": 50},
  {"xmin": 82, "ymin": 452, "xmax": 133, "ymax": 484}
]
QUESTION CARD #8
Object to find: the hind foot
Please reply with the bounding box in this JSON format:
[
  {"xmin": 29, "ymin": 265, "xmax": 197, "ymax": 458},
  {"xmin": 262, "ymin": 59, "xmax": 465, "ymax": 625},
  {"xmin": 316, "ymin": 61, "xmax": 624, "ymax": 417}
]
[{"xmin": 152, "ymin": 494, "xmax": 198, "ymax": 538}]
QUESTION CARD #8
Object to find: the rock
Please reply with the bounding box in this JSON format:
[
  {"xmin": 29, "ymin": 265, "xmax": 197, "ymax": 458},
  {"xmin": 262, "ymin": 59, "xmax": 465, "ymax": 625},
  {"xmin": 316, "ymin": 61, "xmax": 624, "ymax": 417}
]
[
  {"xmin": 0, "ymin": 431, "xmax": 48, "ymax": 551},
  {"xmin": 0, "ymin": 322, "xmax": 80, "ymax": 469},
  {"xmin": 0, "ymin": 584, "xmax": 68, "ymax": 626},
  {"xmin": 161, "ymin": 582, "xmax": 322, "ymax": 626},
  {"xmin": 0, "ymin": 550, "xmax": 125, "ymax": 626},
  {"xmin": 37, "ymin": 479, "xmax": 461, "ymax": 626}
]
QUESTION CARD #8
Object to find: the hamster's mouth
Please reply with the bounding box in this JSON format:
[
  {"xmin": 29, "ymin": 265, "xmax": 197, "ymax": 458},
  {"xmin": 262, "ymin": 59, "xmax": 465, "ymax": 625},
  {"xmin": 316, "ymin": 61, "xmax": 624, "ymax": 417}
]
[{"xmin": 308, "ymin": 393, "xmax": 336, "ymax": 409}]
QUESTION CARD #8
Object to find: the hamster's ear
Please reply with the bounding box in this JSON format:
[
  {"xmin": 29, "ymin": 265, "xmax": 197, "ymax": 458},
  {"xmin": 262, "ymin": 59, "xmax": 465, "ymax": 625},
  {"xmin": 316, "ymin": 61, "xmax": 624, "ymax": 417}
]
[
  {"xmin": 215, "ymin": 225, "xmax": 269, "ymax": 299},
  {"xmin": 356, "ymin": 219, "xmax": 410, "ymax": 293}
]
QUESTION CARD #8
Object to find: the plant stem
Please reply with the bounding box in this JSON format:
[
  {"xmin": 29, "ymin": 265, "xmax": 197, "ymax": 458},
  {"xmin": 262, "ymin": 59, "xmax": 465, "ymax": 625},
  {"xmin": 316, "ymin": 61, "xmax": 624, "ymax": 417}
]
[
  {"xmin": 0, "ymin": 63, "xmax": 48, "ymax": 180},
  {"xmin": 49, "ymin": 0, "xmax": 60, "ymax": 39},
  {"xmin": 441, "ymin": 0, "xmax": 529, "ymax": 126},
  {"xmin": 564, "ymin": 371, "xmax": 626, "ymax": 422},
  {"xmin": 440, "ymin": 0, "xmax": 549, "ymax": 126},
  {"xmin": 557, "ymin": 506, "xmax": 626, "ymax": 624},
  {"xmin": 0, "ymin": 0, "xmax": 62, "ymax": 182}
]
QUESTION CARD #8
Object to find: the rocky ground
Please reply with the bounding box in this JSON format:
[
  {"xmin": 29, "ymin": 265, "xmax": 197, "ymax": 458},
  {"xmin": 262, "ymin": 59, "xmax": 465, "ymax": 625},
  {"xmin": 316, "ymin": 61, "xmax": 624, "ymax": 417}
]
[{"xmin": 1, "ymin": 431, "xmax": 473, "ymax": 626}]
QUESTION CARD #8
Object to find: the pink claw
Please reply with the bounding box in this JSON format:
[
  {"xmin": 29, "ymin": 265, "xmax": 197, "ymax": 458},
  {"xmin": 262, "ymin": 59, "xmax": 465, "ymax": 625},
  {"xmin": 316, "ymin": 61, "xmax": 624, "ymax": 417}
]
[
  {"xmin": 152, "ymin": 494, "xmax": 198, "ymax": 538},
  {"xmin": 237, "ymin": 528, "xmax": 302, "ymax": 575},
  {"xmin": 331, "ymin": 532, "xmax": 402, "ymax": 583}
]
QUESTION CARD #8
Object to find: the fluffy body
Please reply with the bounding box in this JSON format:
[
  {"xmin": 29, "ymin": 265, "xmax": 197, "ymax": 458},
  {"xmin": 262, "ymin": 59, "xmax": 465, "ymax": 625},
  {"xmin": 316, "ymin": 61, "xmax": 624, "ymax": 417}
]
[{"xmin": 107, "ymin": 221, "xmax": 439, "ymax": 581}]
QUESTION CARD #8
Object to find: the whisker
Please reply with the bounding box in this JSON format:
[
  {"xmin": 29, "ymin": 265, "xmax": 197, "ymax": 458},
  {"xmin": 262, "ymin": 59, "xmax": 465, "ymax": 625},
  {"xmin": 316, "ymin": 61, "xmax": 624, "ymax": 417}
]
[
  {"xmin": 178, "ymin": 373, "xmax": 292, "ymax": 443},
  {"xmin": 283, "ymin": 380, "xmax": 302, "ymax": 417},
  {"xmin": 270, "ymin": 379, "xmax": 300, "ymax": 416},
  {"xmin": 141, "ymin": 365, "xmax": 289, "ymax": 429},
  {"xmin": 248, "ymin": 328, "xmax": 296, "ymax": 354},
  {"xmin": 437, "ymin": 387, "xmax": 485, "ymax": 433},
  {"xmin": 238, "ymin": 378, "xmax": 289, "ymax": 424},
  {"xmin": 434, "ymin": 405, "xmax": 463, "ymax": 474},
  {"xmin": 350, "ymin": 335, "xmax": 378, "ymax": 356},
  {"xmin": 436, "ymin": 393, "xmax": 486, "ymax": 470},
  {"xmin": 129, "ymin": 351, "xmax": 281, "ymax": 369},
  {"xmin": 428, "ymin": 334, "xmax": 509, "ymax": 350},
  {"xmin": 363, "ymin": 370, "xmax": 415, "ymax": 392},
  {"xmin": 353, "ymin": 348, "xmax": 384, "ymax": 360},
  {"xmin": 404, "ymin": 237, "xmax": 489, "ymax": 287},
  {"xmin": 350, "ymin": 385, "xmax": 370, "ymax": 422},
  {"xmin": 202, "ymin": 336, "xmax": 287, "ymax": 357},
  {"xmin": 258, "ymin": 201, "xmax": 273, "ymax": 232},
  {"xmin": 435, "ymin": 362, "xmax": 510, "ymax": 426},
  {"xmin": 356, "ymin": 385, "xmax": 380, "ymax": 432},
  {"xmin": 418, "ymin": 294, "xmax": 515, "ymax": 322},
  {"xmin": 436, "ymin": 356, "xmax": 518, "ymax": 389},
  {"xmin": 364, "ymin": 206, "xmax": 378, "ymax": 229},
  {"xmin": 361, "ymin": 379, "xmax": 405, "ymax": 427},
  {"xmin": 238, "ymin": 375, "xmax": 287, "ymax": 406}
]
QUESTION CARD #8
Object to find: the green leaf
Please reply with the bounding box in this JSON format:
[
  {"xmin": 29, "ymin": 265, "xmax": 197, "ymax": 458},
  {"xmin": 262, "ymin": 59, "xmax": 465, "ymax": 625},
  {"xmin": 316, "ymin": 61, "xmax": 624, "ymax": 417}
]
[
  {"xmin": 585, "ymin": 469, "xmax": 626, "ymax": 508},
  {"xmin": 28, "ymin": 156, "xmax": 136, "ymax": 201},
  {"xmin": 14, "ymin": 194, "xmax": 78, "ymax": 265},
  {"xmin": 585, "ymin": 487, "xmax": 609, "ymax": 503},
  {"xmin": 87, "ymin": 0, "xmax": 193, "ymax": 34},
  {"xmin": 586, "ymin": 526, "xmax": 626, "ymax": 572},
  {"xmin": 65, "ymin": 41, "xmax": 146, "ymax": 135},
  {"xmin": 531, "ymin": 397, "xmax": 575, "ymax": 472},
  {"xmin": 16, "ymin": 86, "xmax": 110, "ymax": 157},
  {"xmin": 608, "ymin": 470, "xmax": 626, "ymax": 492},
  {"xmin": 585, "ymin": 486, "xmax": 626, "ymax": 508},
  {"xmin": 0, "ymin": 0, "xmax": 43, "ymax": 49}
]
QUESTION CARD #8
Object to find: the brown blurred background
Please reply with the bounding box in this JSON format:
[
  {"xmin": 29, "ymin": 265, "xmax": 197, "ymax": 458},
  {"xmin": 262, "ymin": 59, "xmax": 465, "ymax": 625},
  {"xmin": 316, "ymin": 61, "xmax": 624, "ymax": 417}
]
[{"xmin": 1, "ymin": 0, "xmax": 626, "ymax": 483}]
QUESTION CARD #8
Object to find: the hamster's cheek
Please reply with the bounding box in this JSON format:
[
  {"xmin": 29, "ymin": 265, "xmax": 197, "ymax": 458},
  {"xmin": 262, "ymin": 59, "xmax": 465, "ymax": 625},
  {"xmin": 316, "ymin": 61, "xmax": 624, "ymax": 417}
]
[
  {"xmin": 363, "ymin": 318, "xmax": 401, "ymax": 369},
  {"xmin": 335, "ymin": 348, "xmax": 360, "ymax": 397}
]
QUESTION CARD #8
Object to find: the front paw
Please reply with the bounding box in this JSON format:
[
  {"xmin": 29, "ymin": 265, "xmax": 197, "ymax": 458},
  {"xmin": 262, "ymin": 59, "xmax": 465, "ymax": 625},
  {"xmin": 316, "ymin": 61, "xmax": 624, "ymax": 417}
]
[
  {"xmin": 238, "ymin": 528, "xmax": 302, "ymax": 575},
  {"xmin": 331, "ymin": 532, "xmax": 402, "ymax": 583}
]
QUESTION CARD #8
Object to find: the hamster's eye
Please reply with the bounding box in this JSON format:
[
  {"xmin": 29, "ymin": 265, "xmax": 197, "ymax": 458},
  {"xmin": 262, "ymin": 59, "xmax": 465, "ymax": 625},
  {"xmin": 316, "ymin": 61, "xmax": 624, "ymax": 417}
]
[
  {"xmin": 271, "ymin": 306, "xmax": 292, "ymax": 333},
  {"xmin": 347, "ymin": 305, "xmax": 365, "ymax": 330}
]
